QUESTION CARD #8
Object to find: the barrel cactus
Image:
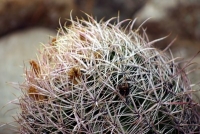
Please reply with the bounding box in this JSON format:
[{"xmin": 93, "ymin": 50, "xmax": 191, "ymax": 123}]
[{"xmin": 15, "ymin": 14, "xmax": 200, "ymax": 133}]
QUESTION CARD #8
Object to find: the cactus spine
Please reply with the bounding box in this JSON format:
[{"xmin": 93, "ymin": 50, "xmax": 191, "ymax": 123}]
[{"xmin": 15, "ymin": 15, "xmax": 200, "ymax": 133}]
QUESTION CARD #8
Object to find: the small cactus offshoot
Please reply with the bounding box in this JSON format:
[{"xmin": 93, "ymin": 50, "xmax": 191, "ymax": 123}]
[{"xmin": 15, "ymin": 14, "xmax": 200, "ymax": 133}]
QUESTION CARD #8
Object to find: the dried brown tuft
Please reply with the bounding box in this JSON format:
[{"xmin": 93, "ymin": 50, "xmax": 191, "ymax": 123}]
[
  {"xmin": 80, "ymin": 33, "xmax": 86, "ymax": 41},
  {"xmin": 50, "ymin": 37, "xmax": 57, "ymax": 46},
  {"xmin": 93, "ymin": 50, "xmax": 102, "ymax": 59},
  {"xmin": 28, "ymin": 86, "xmax": 45, "ymax": 101},
  {"xmin": 29, "ymin": 60, "xmax": 40, "ymax": 76},
  {"xmin": 68, "ymin": 67, "xmax": 82, "ymax": 84}
]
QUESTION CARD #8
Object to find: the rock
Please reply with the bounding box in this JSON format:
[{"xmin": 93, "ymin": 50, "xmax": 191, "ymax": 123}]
[
  {"xmin": 93, "ymin": 0, "xmax": 146, "ymax": 20},
  {"xmin": 0, "ymin": 27, "xmax": 56, "ymax": 134},
  {"xmin": 0, "ymin": 0, "xmax": 74, "ymax": 37},
  {"xmin": 135, "ymin": 0, "xmax": 200, "ymax": 103},
  {"xmin": 135, "ymin": 0, "xmax": 200, "ymax": 47},
  {"xmin": 0, "ymin": 0, "xmax": 147, "ymax": 37}
]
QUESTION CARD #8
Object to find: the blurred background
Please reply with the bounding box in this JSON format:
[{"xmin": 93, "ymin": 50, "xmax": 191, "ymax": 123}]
[{"xmin": 0, "ymin": 0, "xmax": 199, "ymax": 133}]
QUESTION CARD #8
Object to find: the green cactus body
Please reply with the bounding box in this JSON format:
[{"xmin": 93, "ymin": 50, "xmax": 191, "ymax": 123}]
[{"xmin": 16, "ymin": 15, "xmax": 200, "ymax": 133}]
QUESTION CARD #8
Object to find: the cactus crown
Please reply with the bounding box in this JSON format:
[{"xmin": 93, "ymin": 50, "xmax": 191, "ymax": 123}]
[{"xmin": 16, "ymin": 14, "xmax": 200, "ymax": 133}]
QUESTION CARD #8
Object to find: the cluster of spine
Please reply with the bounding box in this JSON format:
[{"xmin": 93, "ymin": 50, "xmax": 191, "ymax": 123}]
[{"xmin": 16, "ymin": 15, "xmax": 200, "ymax": 133}]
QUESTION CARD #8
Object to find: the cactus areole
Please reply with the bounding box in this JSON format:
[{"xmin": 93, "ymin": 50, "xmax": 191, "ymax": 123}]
[{"xmin": 16, "ymin": 14, "xmax": 200, "ymax": 133}]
